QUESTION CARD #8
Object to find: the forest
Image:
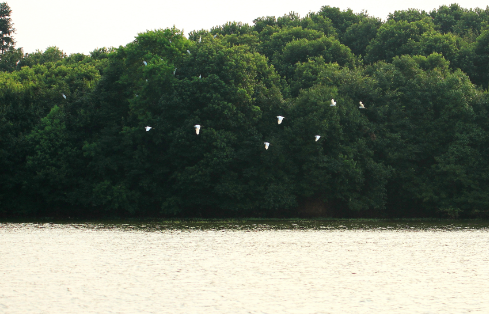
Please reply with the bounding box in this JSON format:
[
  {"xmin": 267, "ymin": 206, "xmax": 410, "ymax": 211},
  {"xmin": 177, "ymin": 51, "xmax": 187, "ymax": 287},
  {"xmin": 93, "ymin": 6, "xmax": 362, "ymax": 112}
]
[{"xmin": 1, "ymin": 2, "xmax": 489, "ymax": 219}]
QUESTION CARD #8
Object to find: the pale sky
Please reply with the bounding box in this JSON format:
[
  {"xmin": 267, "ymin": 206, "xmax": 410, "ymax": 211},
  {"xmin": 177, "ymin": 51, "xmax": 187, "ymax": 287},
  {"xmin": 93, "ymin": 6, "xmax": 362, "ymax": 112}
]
[{"xmin": 5, "ymin": 0, "xmax": 489, "ymax": 55}]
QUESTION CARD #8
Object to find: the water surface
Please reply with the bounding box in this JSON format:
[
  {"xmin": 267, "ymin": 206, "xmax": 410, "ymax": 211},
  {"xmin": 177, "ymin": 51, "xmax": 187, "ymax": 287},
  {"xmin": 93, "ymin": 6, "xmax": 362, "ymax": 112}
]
[{"xmin": 1, "ymin": 220, "xmax": 488, "ymax": 313}]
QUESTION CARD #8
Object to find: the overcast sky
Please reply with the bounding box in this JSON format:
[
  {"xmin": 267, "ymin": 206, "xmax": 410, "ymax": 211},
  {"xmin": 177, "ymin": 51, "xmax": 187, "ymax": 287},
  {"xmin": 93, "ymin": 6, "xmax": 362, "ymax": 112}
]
[{"xmin": 5, "ymin": 0, "xmax": 489, "ymax": 55}]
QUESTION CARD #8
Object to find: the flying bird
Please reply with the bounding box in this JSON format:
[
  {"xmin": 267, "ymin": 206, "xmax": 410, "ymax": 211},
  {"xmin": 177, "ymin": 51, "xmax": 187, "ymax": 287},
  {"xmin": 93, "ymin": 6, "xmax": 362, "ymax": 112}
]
[
  {"xmin": 264, "ymin": 142, "xmax": 270, "ymax": 150},
  {"xmin": 143, "ymin": 61, "xmax": 147, "ymax": 66},
  {"xmin": 145, "ymin": 126, "xmax": 152, "ymax": 131},
  {"xmin": 277, "ymin": 116, "xmax": 285, "ymax": 124},
  {"xmin": 359, "ymin": 101, "xmax": 366, "ymax": 109},
  {"xmin": 330, "ymin": 99, "xmax": 336, "ymax": 107},
  {"xmin": 194, "ymin": 125, "xmax": 201, "ymax": 135},
  {"xmin": 315, "ymin": 135, "xmax": 321, "ymax": 141}
]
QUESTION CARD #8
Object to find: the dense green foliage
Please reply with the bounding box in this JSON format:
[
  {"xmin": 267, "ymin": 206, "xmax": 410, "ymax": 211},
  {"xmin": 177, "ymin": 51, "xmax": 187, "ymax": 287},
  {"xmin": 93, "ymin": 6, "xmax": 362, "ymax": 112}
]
[
  {"xmin": 2, "ymin": 3, "xmax": 489, "ymax": 219},
  {"xmin": 0, "ymin": 2, "xmax": 14, "ymax": 54}
]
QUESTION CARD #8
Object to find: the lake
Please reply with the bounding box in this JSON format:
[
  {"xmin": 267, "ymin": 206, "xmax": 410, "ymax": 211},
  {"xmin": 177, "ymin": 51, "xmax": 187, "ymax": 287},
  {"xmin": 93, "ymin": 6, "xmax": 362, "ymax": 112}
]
[{"xmin": 1, "ymin": 220, "xmax": 488, "ymax": 313}]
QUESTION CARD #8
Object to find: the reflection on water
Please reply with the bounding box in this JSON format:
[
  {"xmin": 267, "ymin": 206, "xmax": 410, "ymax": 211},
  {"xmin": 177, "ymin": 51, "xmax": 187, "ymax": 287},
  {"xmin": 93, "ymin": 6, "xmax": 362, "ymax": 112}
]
[
  {"xmin": 3, "ymin": 218, "xmax": 489, "ymax": 231},
  {"xmin": 1, "ymin": 220, "xmax": 489, "ymax": 313}
]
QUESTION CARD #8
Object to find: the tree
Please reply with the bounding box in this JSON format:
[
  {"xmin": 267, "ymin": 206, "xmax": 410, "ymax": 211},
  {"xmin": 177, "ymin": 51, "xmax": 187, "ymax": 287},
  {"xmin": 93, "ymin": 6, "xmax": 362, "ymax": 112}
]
[
  {"xmin": 76, "ymin": 28, "xmax": 295, "ymax": 217},
  {"xmin": 274, "ymin": 35, "xmax": 356, "ymax": 80},
  {"xmin": 21, "ymin": 47, "xmax": 66, "ymax": 66},
  {"xmin": 388, "ymin": 8, "xmax": 429, "ymax": 23},
  {"xmin": 300, "ymin": 13, "xmax": 337, "ymax": 38},
  {"xmin": 283, "ymin": 84, "xmax": 390, "ymax": 216},
  {"xmin": 342, "ymin": 17, "xmax": 382, "ymax": 56},
  {"xmin": 25, "ymin": 106, "xmax": 85, "ymax": 216},
  {"xmin": 365, "ymin": 18, "xmax": 435, "ymax": 63},
  {"xmin": 472, "ymin": 29, "xmax": 489, "ymax": 88},
  {"xmin": 257, "ymin": 26, "xmax": 325, "ymax": 60},
  {"xmin": 211, "ymin": 21, "xmax": 253, "ymax": 36},
  {"xmin": 429, "ymin": 4, "xmax": 489, "ymax": 41},
  {"xmin": 317, "ymin": 6, "xmax": 365, "ymax": 37},
  {"xmin": 253, "ymin": 12, "xmax": 337, "ymax": 38},
  {"xmin": 0, "ymin": 47, "xmax": 106, "ymax": 217},
  {"xmin": 360, "ymin": 54, "xmax": 480, "ymax": 217},
  {"xmin": 4, "ymin": 5, "xmax": 489, "ymax": 219},
  {"xmin": 0, "ymin": 2, "xmax": 15, "ymax": 55},
  {"xmin": 419, "ymin": 31, "xmax": 459, "ymax": 59},
  {"xmin": 0, "ymin": 46, "xmax": 21, "ymax": 71}
]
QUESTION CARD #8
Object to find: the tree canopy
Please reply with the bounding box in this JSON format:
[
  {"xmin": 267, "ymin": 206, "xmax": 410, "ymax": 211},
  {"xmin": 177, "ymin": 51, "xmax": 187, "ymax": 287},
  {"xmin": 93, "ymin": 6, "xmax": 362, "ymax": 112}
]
[
  {"xmin": 0, "ymin": 2, "xmax": 14, "ymax": 54},
  {"xmin": 2, "ymin": 3, "xmax": 489, "ymax": 219}
]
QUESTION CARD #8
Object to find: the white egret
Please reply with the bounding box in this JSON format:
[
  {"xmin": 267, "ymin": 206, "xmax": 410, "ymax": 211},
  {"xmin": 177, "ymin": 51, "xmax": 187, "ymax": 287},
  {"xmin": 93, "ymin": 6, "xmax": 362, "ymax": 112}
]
[
  {"xmin": 145, "ymin": 126, "xmax": 152, "ymax": 131},
  {"xmin": 173, "ymin": 68, "xmax": 177, "ymax": 75},
  {"xmin": 199, "ymin": 74, "xmax": 201, "ymax": 79},
  {"xmin": 213, "ymin": 34, "xmax": 218, "ymax": 38},
  {"xmin": 315, "ymin": 135, "xmax": 321, "ymax": 141},
  {"xmin": 264, "ymin": 142, "xmax": 270, "ymax": 150},
  {"xmin": 277, "ymin": 116, "xmax": 285, "ymax": 124},
  {"xmin": 199, "ymin": 36, "xmax": 202, "ymax": 43},
  {"xmin": 143, "ymin": 61, "xmax": 147, "ymax": 66},
  {"xmin": 194, "ymin": 125, "xmax": 201, "ymax": 135},
  {"xmin": 62, "ymin": 93, "xmax": 66, "ymax": 99},
  {"xmin": 187, "ymin": 50, "xmax": 191, "ymax": 54},
  {"xmin": 169, "ymin": 39, "xmax": 172, "ymax": 43},
  {"xmin": 330, "ymin": 99, "xmax": 336, "ymax": 106},
  {"xmin": 359, "ymin": 101, "xmax": 366, "ymax": 109}
]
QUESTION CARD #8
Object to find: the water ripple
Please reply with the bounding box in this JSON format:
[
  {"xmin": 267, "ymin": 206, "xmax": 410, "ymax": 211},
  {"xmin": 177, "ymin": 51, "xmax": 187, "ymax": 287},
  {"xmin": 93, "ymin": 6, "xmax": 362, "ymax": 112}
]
[{"xmin": 1, "ymin": 221, "xmax": 488, "ymax": 313}]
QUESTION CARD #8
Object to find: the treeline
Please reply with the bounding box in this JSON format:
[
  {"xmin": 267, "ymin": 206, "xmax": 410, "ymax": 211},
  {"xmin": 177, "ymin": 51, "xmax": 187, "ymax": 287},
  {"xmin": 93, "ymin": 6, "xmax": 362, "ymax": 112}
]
[{"xmin": 2, "ymin": 3, "xmax": 489, "ymax": 218}]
